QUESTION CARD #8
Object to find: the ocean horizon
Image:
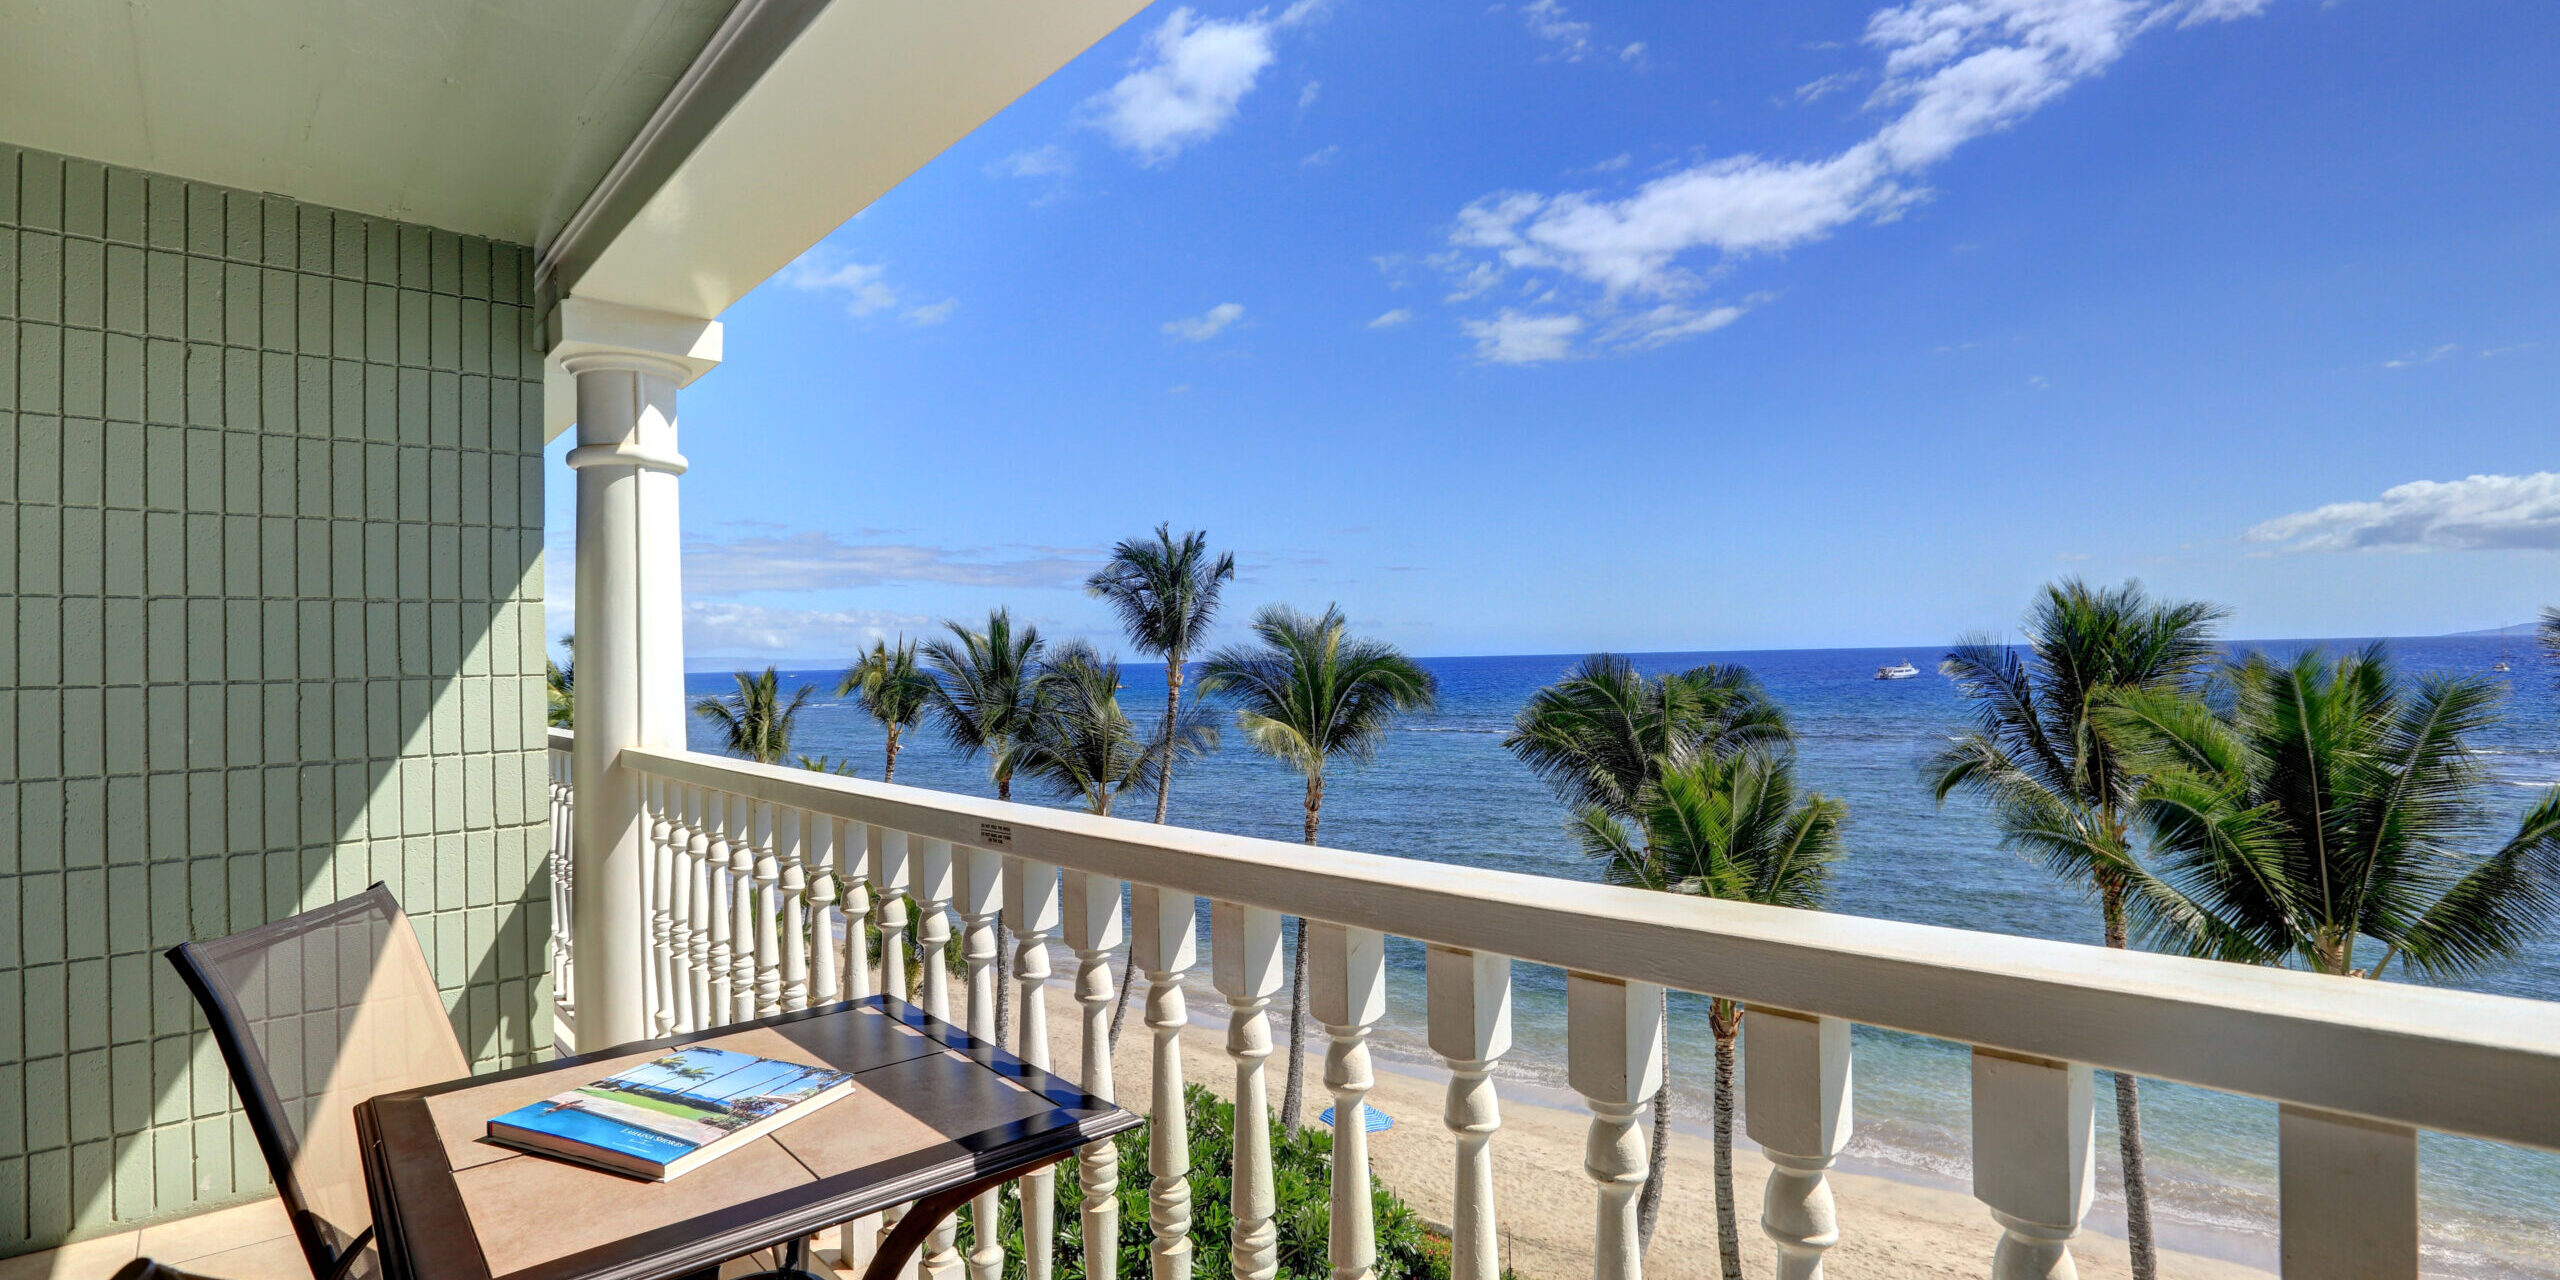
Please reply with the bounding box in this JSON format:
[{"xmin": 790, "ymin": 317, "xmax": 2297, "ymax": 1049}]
[{"xmin": 677, "ymin": 632, "xmax": 2560, "ymax": 1278}]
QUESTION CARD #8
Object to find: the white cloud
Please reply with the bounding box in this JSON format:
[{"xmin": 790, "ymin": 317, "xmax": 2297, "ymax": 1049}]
[
  {"xmin": 1463, "ymin": 310, "xmax": 1586, "ymax": 364},
  {"xmin": 1164, "ymin": 302, "xmax": 1246, "ymax": 342},
  {"xmin": 684, "ymin": 531, "xmax": 1097, "ymax": 593},
  {"xmin": 1794, "ymin": 70, "xmax": 1863, "ymax": 103},
  {"xmin": 685, "ymin": 602, "xmax": 934, "ymax": 660},
  {"xmin": 1521, "ymin": 0, "xmax": 1596, "ymax": 60},
  {"xmin": 1581, "ymin": 153, "xmax": 1634, "ymax": 174},
  {"xmin": 1087, "ymin": 3, "xmax": 1325, "ymax": 164},
  {"xmin": 1620, "ymin": 42, "xmax": 1647, "ymax": 63},
  {"xmin": 904, "ymin": 299, "xmax": 958, "ymax": 326},
  {"xmin": 2382, "ymin": 343, "xmax": 2458, "ymax": 369},
  {"xmin": 991, "ymin": 145, "xmax": 1075, "ymax": 180},
  {"xmin": 2246, "ymin": 474, "xmax": 2560, "ymax": 553},
  {"xmin": 1299, "ymin": 79, "xmax": 1322, "ymax": 109},
  {"xmin": 781, "ymin": 252, "xmax": 899, "ymax": 316},
  {"xmin": 1302, "ymin": 144, "xmax": 1342, "ymax": 167},
  {"xmin": 1442, "ymin": 0, "xmax": 2272, "ymax": 362},
  {"xmin": 1368, "ymin": 308, "xmax": 1413, "ymax": 329}
]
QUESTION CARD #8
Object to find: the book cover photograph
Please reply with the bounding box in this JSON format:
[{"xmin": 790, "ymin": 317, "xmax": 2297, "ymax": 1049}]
[{"xmin": 488, "ymin": 1045, "xmax": 858, "ymax": 1180}]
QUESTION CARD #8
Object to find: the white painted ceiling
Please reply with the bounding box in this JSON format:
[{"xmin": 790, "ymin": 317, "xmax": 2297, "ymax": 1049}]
[{"xmin": 0, "ymin": 0, "xmax": 734, "ymax": 249}]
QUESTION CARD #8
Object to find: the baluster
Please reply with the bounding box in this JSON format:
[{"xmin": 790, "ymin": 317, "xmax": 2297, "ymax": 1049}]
[
  {"xmin": 1972, "ymin": 1049, "xmax": 2094, "ymax": 1280},
  {"xmin": 806, "ymin": 813, "xmax": 840, "ymax": 1008},
  {"xmin": 637, "ymin": 778, "xmax": 662, "ymax": 1034},
  {"xmin": 666, "ymin": 785, "xmax": 698, "ymax": 1033},
  {"xmin": 548, "ymin": 752, "xmax": 572, "ymax": 1019},
  {"xmin": 2279, "ymin": 1104, "xmax": 2417, "ymax": 1279},
  {"xmin": 1212, "ymin": 902, "xmax": 1284, "ymax": 1280},
  {"xmin": 686, "ymin": 785, "xmax": 716, "ymax": 1030},
  {"xmin": 1748, "ymin": 1010, "xmax": 1852, "ymax": 1280},
  {"xmin": 1010, "ymin": 859, "xmax": 1064, "ymax": 1280},
  {"xmin": 703, "ymin": 791, "xmax": 738, "ymax": 1025},
  {"xmin": 1307, "ymin": 923, "xmax": 1384, "ymax": 1280},
  {"xmin": 839, "ymin": 821, "xmax": 874, "ymax": 1000},
  {"xmin": 1567, "ymin": 973, "xmax": 1665, "ymax": 1280},
  {"xmin": 649, "ymin": 779, "xmax": 681, "ymax": 1036},
  {"xmin": 1427, "ymin": 945, "xmax": 1511, "ymax": 1280},
  {"xmin": 751, "ymin": 800, "xmax": 784, "ymax": 1016},
  {"xmin": 904, "ymin": 839, "xmax": 962, "ymax": 1280},
  {"xmin": 777, "ymin": 808, "xmax": 809, "ymax": 1012},
  {"xmin": 1064, "ymin": 872, "xmax": 1124, "ymax": 1280},
  {"xmin": 731, "ymin": 795, "xmax": 763, "ymax": 1018},
  {"xmin": 955, "ymin": 848, "xmax": 1007, "ymax": 1280},
  {"xmin": 871, "ymin": 828, "xmax": 911, "ymax": 1004},
  {"xmin": 1131, "ymin": 886, "xmax": 1197, "ymax": 1280}
]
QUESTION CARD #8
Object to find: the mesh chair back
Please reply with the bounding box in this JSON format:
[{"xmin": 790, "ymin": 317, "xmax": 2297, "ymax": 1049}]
[{"xmin": 167, "ymin": 885, "xmax": 471, "ymax": 1280}]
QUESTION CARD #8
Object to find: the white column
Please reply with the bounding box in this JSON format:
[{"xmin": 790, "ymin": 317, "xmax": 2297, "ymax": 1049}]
[
  {"xmin": 1747, "ymin": 1010, "xmax": 1852, "ymax": 1280},
  {"xmin": 665, "ymin": 785, "xmax": 698, "ymax": 1033},
  {"xmin": 803, "ymin": 813, "xmax": 837, "ymax": 1008},
  {"xmin": 1011, "ymin": 858, "xmax": 1064, "ymax": 1280},
  {"xmin": 1972, "ymin": 1049, "xmax": 2095, "ymax": 1280},
  {"xmin": 1307, "ymin": 923, "xmax": 1385, "ymax": 1280},
  {"xmin": 838, "ymin": 821, "xmax": 874, "ymax": 1000},
  {"xmin": 751, "ymin": 801, "xmax": 784, "ymax": 1017},
  {"xmin": 1063, "ymin": 871, "xmax": 1125, "ymax": 1280},
  {"xmin": 1567, "ymin": 973, "xmax": 1663, "ymax": 1280},
  {"xmin": 1131, "ymin": 886, "xmax": 1198, "ymax": 1280},
  {"xmin": 649, "ymin": 779, "xmax": 681, "ymax": 1035},
  {"xmin": 1213, "ymin": 901, "xmax": 1285, "ymax": 1280},
  {"xmin": 778, "ymin": 809, "xmax": 810, "ymax": 1012},
  {"xmin": 1427, "ymin": 945, "xmax": 1510, "ymax": 1280},
  {"xmin": 685, "ymin": 785, "xmax": 716, "ymax": 1028},
  {"xmin": 2279, "ymin": 1104, "xmax": 2418, "ymax": 1279},
  {"xmin": 559, "ymin": 296, "xmax": 718, "ymax": 1049},
  {"xmin": 704, "ymin": 797, "xmax": 737, "ymax": 1025},
  {"xmin": 955, "ymin": 847, "xmax": 1008, "ymax": 1280},
  {"xmin": 910, "ymin": 839, "xmax": 962, "ymax": 1280},
  {"xmin": 729, "ymin": 794, "xmax": 760, "ymax": 1019}
]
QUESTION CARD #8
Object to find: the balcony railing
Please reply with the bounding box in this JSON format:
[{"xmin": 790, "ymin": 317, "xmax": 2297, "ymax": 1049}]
[{"xmin": 545, "ymin": 731, "xmax": 2560, "ymax": 1280}]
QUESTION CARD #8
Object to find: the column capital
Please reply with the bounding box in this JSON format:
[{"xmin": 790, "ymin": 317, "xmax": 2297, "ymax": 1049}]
[{"xmin": 547, "ymin": 295, "xmax": 725, "ymax": 385}]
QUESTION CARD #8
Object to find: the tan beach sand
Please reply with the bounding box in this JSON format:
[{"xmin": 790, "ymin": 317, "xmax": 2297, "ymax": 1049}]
[{"xmin": 1027, "ymin": 982, "xmax": 2277, "ymax": 1280}]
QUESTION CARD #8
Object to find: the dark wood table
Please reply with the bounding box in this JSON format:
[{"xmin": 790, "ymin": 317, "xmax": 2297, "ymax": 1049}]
[{"xmin": 355, "ymin": 995, "xmax": 1137, "ymax": 1280}]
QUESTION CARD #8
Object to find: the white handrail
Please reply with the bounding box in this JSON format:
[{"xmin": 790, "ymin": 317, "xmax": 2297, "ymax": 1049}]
[{"xmin": 607, "ymin": 742, "xmax": 2560, "ymax": 1153}]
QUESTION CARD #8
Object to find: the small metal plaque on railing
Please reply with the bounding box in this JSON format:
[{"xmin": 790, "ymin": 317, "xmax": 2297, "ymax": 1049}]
[{"xmin": 978, "ymin": 821, "xmax": 1013, "ymax": 849}]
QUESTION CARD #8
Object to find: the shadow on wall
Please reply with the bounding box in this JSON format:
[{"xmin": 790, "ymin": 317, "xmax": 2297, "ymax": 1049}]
[{"xmin": 0, "ymin": 143, "xmax": 556, "ymax": 1254}]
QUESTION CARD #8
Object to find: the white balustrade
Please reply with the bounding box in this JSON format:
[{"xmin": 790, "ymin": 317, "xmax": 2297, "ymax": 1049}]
[
  {"xmin": 1307, "ymin": 923, "xmax": 1384, "ymax": 1280},
  {"xmin": 1063, "ymin": 871, "xmax": 1124, "ymax": 1280},
  {"xmin": 1567, "ymin": 972, "xmax": 1663, "ymax": 1280},
  {"xmin": 1428, "ymin": 945, "xmax": 1511, "ymax": 1280},
  {"xmin": 574, "ymin": 742, "xmax": 2560, "ymax": 1280},
  {"xmin": 1131, "ymin": 884, "xmax": 1197, "ymax": 1280},
  {"xmin": 2279, "ymin": 1104, "xmax": 2417, "ymax": 1279},
  {"xmin": 1010, "ymin": 858, "xmax": 1064, "ymax": 1280},
  {"xmin": 1972, "ymin": 1049, "xmax": 2095, "ymax": 1280},
  {"xmin": 955, "ymin": 845, "xmax": 1007, "ymax": 1280},
  {"xmin": 1747, "ymin": 1009, "xmax": 1852, "ymax": 1280},
  {"xmin": 1212, "ymin": 901, "xmax": 1284, "ymax": 1280}
]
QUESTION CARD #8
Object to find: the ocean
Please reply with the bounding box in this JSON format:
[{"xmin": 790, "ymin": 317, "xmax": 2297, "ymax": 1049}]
[{"xmin": 683, "ymin": 634, "xmax": 2560, "ymax": 1276}]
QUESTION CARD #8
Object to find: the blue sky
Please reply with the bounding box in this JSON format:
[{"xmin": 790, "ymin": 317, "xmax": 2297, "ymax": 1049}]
[{"xmin": 545, "ymin": 0, "xmax": 2560, "ymax": 665}]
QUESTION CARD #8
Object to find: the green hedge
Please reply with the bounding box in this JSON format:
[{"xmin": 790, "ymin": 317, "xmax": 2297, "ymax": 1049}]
[{"xmin": 952, "ymin": 1084, "xmax": 1473, "ymax": 1280}]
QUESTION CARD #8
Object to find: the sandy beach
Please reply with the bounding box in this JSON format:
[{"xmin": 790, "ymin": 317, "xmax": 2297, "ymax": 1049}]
[{"xmin": 1017, "ymin": 982, "xmax": 2278, "ymax": 1280}]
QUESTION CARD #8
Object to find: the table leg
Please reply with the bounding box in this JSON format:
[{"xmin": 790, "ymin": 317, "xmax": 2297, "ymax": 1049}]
[{"xmin": 860, "ymin": 1180, "xmax": 998, "ymax": 1280}]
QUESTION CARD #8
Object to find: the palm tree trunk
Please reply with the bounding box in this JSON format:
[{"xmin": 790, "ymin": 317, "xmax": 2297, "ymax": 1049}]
[
  {"xmin": 1712, "ymin": 1003, "xmax": 1741, "ymax": 1280},
  {"xmin": 1636, "ymin": 988, "xmax": 1671, "ymax": 1252},
  {"xmin": 884, "ymin": 726, "xmax": 901, "ymax": 783},
  {"xmin": 2102, "ymin": 884, "xmax": 2157, "ymax": 1280},
  {"xmin": 1280, "ymin": 777, "xmax": 1321, "ymax": 1137},
  {"xmin": 1155, "ymin": 659, "xmax": 1182, "ymax": 825}
]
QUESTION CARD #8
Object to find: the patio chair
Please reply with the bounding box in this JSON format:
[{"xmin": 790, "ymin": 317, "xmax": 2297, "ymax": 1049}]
[{"xmin": 166, "ymin": 885, "xmax": 470, "ymax": 1280}]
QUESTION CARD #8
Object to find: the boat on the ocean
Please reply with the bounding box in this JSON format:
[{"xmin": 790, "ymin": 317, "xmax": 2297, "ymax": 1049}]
[{"xmin": 1875, "ymin": 660, "xmax": 1920, "ymax": 681}]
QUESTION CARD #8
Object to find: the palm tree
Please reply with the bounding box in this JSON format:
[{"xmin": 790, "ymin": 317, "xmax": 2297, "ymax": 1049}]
[
  {"xmin": 1089, "ymin": 527, "xmax": 1237, "ymax": 1051},
  {"xmin": 839, "ymin": 639, "xmax": 934, "ymax": 782},
  {"xmin": 547, "ymin": 635, "xmax": 575, "ymax": 729},
  {"xmin": 1579, "ymin": 751, "xmax": 1841, "ymax": 1280},
  {"xmin": 1199, "ymin": 604, "xmax": 1437, "ymax": 1136},
  {"xmin": 1018, "ymin": 643, "xmax": 1217, "ymax": 816},
  {"xmin": 2540, "ymin": 606, "xmax": 2560, "ymax": 671},
  {"xmin": 1503, "ymin": 654, "xmax": 1793, "ymax": 1251},
  {"xmin": 797, "ymin": 755, "xmax": 858, "ymax": 776},
  {"xmin": 922, "ymin": 609, "xmax": 1048, "ymax": 801},
  {"xmin": 2098, "ymin": 644, "xmax": 2560, "ymax": 978},
  {"xmin": 691, "ymin": 667, "xmax": 816, "ymax": 765},
  {"xmin": 1927, "ymin": 579, "xmax": 2227, "ymax": 1280}
]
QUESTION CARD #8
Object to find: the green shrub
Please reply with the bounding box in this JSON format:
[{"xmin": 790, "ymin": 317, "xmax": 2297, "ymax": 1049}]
[{"xmin": 952, "ymin": 1084, "xmax": 1474, "ymax": 1280}]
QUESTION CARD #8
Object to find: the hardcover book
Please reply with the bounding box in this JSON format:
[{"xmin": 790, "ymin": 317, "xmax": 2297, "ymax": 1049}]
[{"xmin": 487, "ymin": 1045, "xmax": 858, "ymax": 1180}]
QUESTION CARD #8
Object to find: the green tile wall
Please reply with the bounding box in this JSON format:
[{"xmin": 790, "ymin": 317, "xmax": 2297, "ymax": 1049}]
[{"xmin": 0, "ymin": 143, "xmax": 553, "ymax": 1253}]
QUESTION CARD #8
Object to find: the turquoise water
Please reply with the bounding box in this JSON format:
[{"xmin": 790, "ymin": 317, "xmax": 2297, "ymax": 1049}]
[{"xmin": 690, "ymin": 635, "xmax": 2560, "ymax": 1275}]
